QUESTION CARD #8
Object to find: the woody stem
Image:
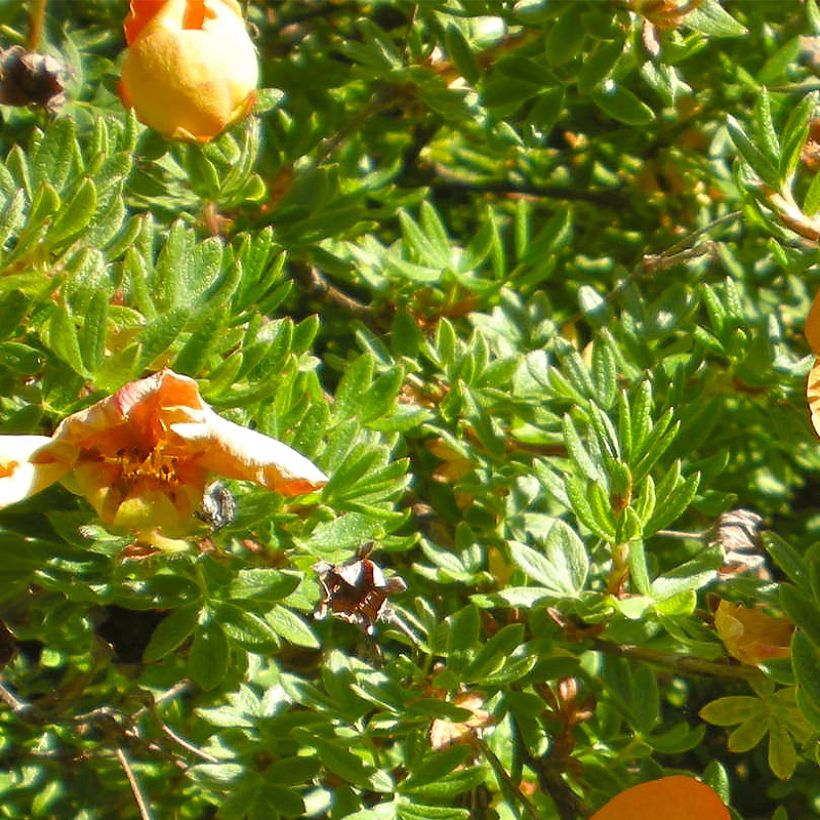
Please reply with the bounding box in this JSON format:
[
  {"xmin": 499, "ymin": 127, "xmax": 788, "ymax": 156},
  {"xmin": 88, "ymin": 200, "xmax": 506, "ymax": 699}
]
[
  {"xmin": 592, "ymin": 639, "xmax": 764, "ymax": 681},
  {"xmin": 27, "ymin": 0, "xmax": 48, "ymax": 51}
]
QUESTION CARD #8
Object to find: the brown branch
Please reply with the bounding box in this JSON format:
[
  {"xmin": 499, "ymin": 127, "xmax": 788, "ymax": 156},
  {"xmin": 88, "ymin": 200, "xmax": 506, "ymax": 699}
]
[
  {"xmin": 116, "ymin": 746, "xmax": 154, "ymax": 820},
  {"xmin": 297, "ymin": 263, "xmax": 389, "ymax": 330},
  {"xmin": 0, "ymin": 679, "xmax": 37, "ymax": 719},
  {"xmin": 27, "ymin": 0, "xmax": 48, "ymax": 51},
  {"xmin": 478, "ymin": 738, "xmax": 540, "ymax": 820},
  {"xmin": 564, "ymin": 210, "xmax": 741, "ymax": 326},
  {"xmin": 592, "ymin": 639, "xmax": 764, "ymax": 681},
  {"xmin": 159, "ymin": 723, "xmax": 219, "ymax": 763}
]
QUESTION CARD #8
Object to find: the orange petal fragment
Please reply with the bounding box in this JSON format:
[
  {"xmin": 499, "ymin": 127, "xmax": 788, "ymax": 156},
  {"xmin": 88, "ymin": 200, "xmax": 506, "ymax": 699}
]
[
  {"xmin": 123, "ymin": 0, "xmax": 168, "ymax": 45},
  {"xmin": 591, "ymin": 775, "xmax": 730, "ymax": 820},
  {"xmin": 808, "ymin": 357, "xmax": 820, "ymax": 439},
  {"xmin": 714, "ymin": 600, "xmax": 793, "ymax": 666},
  {"xmin": 0, "ymin": 436, "xmax": 72, "ymax": 508},
  {"xmin": 173, "ymin": 410, "xmax": 328, "ymax": 496},
  {"xmin": 806, "ymin": 287, "xmax": 820, "ymax": 355}
]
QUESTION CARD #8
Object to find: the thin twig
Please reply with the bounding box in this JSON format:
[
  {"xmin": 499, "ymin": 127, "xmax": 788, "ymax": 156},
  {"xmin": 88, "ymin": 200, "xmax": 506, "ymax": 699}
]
[
  {"xmin": 160, "ymin": 723, "xmax": 219, "ymax": 763},
  {"xmin": 592, "ymin": 639, "xmax": 763, "ymax": 681},
  {"xmin": 655, "ymin": 528, "xmax": 704, "ymax": 540},
  {"xmin": 298, "ymin": 263, "xmax": 388, "ymax": 330},
  {"xmin": 115, "ymin": 746, "xmax": 155, "ymax": 820},
  {"xmin": 0, "ymin": 680, "xmax": 36, "ymax": 718},
  {"xmin": 565, "ymin": 210, "xmax": 742, "ymax": 325},
  {"xmin": 477, "ymin": 738, "xmax": 540, "ymax": 820}
]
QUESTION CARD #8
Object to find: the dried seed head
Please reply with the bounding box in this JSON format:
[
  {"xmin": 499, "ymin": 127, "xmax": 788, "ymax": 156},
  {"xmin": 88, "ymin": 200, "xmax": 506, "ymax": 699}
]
[
  {"xmin": 0, "ymin": 47, "xmax": 66, "ymax": 113},
  {"xmin": 314, "ymin": 544, "xmax": 406, "ymax": 635}
]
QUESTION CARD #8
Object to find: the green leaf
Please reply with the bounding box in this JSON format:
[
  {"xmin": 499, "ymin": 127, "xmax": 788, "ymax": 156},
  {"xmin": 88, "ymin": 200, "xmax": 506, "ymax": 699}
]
[
  {"xmin": 218, "ymin": 603, "xmax": 280, "ymax": 651},
  {"xmin": 780, "ymin": 584, "xmax": 820, "ymax": 650},
  {"xmin": 645, "ymin": 472, "xmax": 699, "ymax": 535},
  {"xmin": 266, "ymin": 605, "xmax": 320, "ymax": 648},
  {"xmin": 726, "ymin": 115, "xmax": 781, "ymax": 188},
  {"xmin": 79, "ymin": 289, "xmax": 109, "ymax": 373},
  {"xmin": 464, "ymin": 624, "xmax": 525, "ymax": 682},
  {"xmin": 46, "ymin": 178, "xmax": 96, "ymax": 247},
  {"xmin": 763, "ymin": 532, "xmax": 808, "ymax": 588},
  {"xmin": 447, "ymin": 605, "xmax": 480, "ymax": 662},
  {"xmin": 578, "ymin": 39, "xmax": 624, "ymax": 95},
  {"xmin": 228, "ymin": 569, "xmax": 301, "ymax": 603},
  {"xmin": 188, "ymin": 622, "xmax": 229, "ymax": 690},
  {"xmin": 400, "ymin": 746, "xmax": 472, "ymax": 792},
  {"xmin": 780, "ymin": 92, "xmax": 817, "ymax": 179},
  {"xmin": 566, "ymin": 475, "xmax": 617, "ymax": 541},
  {"xmin": 333, "ymin": 353, "xmax": 374, "ymax": 422},
  {"xmin": 143, "ymin": 603, "xmax": 201, "ymax": 662},
  {"xmin": 563, "ymin": 415, "xmax": 601, "ymax": 481},
  {"xmin": 728, "ymin": 716, "xmax": 768, "ymax": 753},
  {"xmin": 803, "ymin": 170, "xmax": 820, "ymax": 216},
  {"xmin": 792, "ymin": 630, "xmax": 820, "ymax": 733},
  {"xmin": 304, "ymin": 734, "xmax": 373, "ymax": 786},
  {"xmin": 591, "ymin": 81, "xmax": 655, "ymax": 125},
  {"xmin": 699, "ymin": 695, "xmax": 761, "ymax": 726},
  {"xmin": 48, "ymin": 302, "xmax": 88, "ymax": 376},
  {"xmin": 546, "ymin": 3, "xmax": 585, "ymax": 66},
  {"xmin": 768, "ymin": 720, "xmax": 797, "ymax": 780},
  {"xmin": 684, "ymin": 0, "xmax": 748, "ymax": 37},
  {"xmin": 543, "ymin": 519, "xmax": 588, "ymax": 595},
  {"xmin": 138, "ymin": 306, "xmax": 191, "ymax": 368}
]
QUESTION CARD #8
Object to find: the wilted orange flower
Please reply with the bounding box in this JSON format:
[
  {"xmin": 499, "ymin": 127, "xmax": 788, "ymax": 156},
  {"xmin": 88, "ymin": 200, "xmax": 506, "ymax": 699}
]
[
  {"xmin": 806, "ymin": 288, "xmax": 820, "ymax": 357},
  {"xmin": 714, "ymin": 600, "xmax": 793, "ymax": 666},
  {"xmin": 0, "ymin": 370, "xmax": 327, "ymax": 548},
  {"xmin": 120, "ymin": 0, "xmax": 258, "ymax": 142},
  {"xmin": 427, "ymin": 437, "xmax": 474, "ymax": 483},
  {"xmin": 429, "ymin": 691, "xmax": 491, "ymax": 751},
  {"xmin": 591, "ymin": 775, "xmax": 730, "ymax": 820}
]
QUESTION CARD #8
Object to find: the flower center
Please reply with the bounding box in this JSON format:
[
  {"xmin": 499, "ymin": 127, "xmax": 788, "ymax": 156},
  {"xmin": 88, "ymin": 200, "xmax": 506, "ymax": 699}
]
[{"xmin": 114, "ymin": 447, "xmax": 181, "ymax": 485}]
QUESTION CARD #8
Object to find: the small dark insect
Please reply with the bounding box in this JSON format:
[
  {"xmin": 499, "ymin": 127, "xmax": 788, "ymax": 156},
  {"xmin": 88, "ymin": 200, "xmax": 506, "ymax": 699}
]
[
  {"xmin": 313, "ymin": 543, "xmax": 407, "ymax": 635},
  {"xmin": 198, "ymin": 482, "xmax": 237, "ymax": 531}
]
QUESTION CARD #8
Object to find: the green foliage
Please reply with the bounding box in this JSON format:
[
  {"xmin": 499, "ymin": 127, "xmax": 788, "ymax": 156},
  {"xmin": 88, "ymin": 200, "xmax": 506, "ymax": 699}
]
[{"xmin": 0, "ymin": 1, "xmax": 818, "ymax": 819}]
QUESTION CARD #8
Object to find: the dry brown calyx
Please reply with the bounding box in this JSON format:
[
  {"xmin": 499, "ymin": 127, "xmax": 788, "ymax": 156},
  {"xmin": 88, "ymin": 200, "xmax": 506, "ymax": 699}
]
[{"xmin": 0, "ymin": 46, "xmax": 66, "ymax": 113}]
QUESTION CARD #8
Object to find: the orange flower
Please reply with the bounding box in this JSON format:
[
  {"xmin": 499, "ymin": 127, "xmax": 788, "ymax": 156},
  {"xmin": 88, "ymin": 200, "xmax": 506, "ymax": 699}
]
[
  {"xmin": 591, "ymin": 775, "xmax": 730, "ymax": 820},
  {"xmin": 0, "ymin": 370, "xmax": 326, "ymax": 547},
  {"xmin": 714, "ymin": 600, "xmax": 793, "ymax": 666},
  {"xmin": 120, "ymin": 0, "xmax": 258, "ymax": 142}
]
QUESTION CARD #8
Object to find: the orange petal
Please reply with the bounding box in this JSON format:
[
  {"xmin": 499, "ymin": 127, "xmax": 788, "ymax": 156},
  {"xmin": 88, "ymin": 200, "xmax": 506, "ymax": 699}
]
[
  {"xmin": 123, "ymin": 0, "xmax": 169, "ymax": 44},
  {"xmin": 807, "ymin": 288, "xmax": 820, "ymax": 355},
  {"xmin": 51, "ymin": 369, "xmax": 203, "ymax": 455},
  {"xmin": 120, "ymin": 0, "xmax": 257, "ymax": 142},
  {"xmin": 171, "ymin": 410, "xmax": 328, "ymax": 496},
  {"xmin": 714, "ymin": 600, "xmax": 793, "ymax": 666},
  {"xmin": 591, "ymin": 775, "xmax": 729, "ymax": 820}
]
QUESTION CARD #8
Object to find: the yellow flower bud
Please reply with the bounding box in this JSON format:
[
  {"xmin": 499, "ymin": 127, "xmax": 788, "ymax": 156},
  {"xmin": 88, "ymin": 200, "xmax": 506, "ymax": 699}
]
[{"xmin": 120, "ymin": 0, "xmax": 258, "ymax": 142}]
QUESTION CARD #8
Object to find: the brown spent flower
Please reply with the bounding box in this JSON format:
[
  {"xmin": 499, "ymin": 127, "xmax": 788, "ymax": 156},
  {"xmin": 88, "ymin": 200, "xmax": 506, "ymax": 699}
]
[
  {"xmin": 0, "ymin": 46, "xmax": 66, "ymax": 113},
  {"xmin": 313, "ymin": 544, "xmax": 406, "ymax": 635}
]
